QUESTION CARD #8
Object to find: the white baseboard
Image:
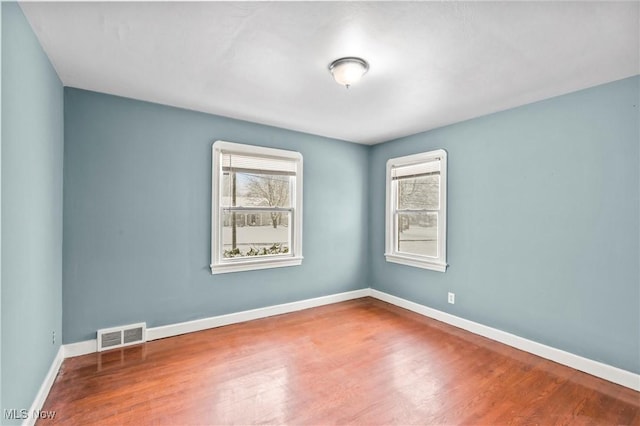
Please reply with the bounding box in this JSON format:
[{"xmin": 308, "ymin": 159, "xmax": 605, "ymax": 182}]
[
  {"xmin": 369, "ymin": 289, "xmax": 640, "ymax": 392},
  {"xmin": 146, "ymin": 288, "xmax": 371, "ymax": 341},
  {"xmin": 63, "ymin": 339, "xmax": 97, "ymax": 358},
  {"xmin": 62, "ymin": 288, "xmax": 371, "ymax": 357},
  {"xmin": 22, "ymin": 346, "xmax": 64, "ymax": 426},
  {"xmin": 57, "ymin": 287, "xmax": 639, "ymax": 393}
]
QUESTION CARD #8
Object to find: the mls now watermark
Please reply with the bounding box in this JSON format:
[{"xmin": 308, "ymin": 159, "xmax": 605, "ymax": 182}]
[{"xmin": 4, "ymin": 409, "xmax": 56, "ymax": 420}]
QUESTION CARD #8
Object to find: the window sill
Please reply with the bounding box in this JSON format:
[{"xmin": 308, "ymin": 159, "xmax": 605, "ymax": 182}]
[
  {"xmin": 210, "ymin": 256, "xmax": 303, "ymax": 274},
  {"xmin": 384, "ymin": 253, "xmax": 447, "ymax": 272}
]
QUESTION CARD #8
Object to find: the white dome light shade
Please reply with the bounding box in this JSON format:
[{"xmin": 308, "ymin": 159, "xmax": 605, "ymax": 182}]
[{"xmin": 329, "ymin": 57, "xmax": 369, "ymax": 88}]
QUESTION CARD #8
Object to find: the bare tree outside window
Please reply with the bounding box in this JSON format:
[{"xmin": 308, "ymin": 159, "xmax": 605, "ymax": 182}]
[
  {"xmin": 245, "ymin": 174, "xmax": 290, "ymax": 228},
  {"xmin": 221, "ymin": 171, "xmax": 291, "ymax": 258},
  {"xmin": 398, "ymin": 174, "xmax": 439, "ymax": 210}
]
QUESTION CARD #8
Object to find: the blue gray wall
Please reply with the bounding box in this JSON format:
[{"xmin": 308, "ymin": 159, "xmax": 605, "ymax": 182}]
[
  {"xmin": 64, "ymin": 78, "xmax": 640, "ymax": 375},
  {"xmin": 1, "ymin": 2, "xmax": 64, "ymax": 421},
  {"xmin": 369, "ymin": 76, "xmax": 640, "ymax": 374},
  {"xmin": 0, "ymin": 3, "xmax": 4, "ymax": 415},
  {"xmin": 63, "ymin": 88, "xmax": 369, "ymax": 343}
]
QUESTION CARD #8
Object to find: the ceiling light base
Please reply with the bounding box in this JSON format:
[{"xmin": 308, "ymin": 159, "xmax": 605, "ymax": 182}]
[{"xmin": 329, "ymin": 57, "xmax": 369, "ymax": 88}]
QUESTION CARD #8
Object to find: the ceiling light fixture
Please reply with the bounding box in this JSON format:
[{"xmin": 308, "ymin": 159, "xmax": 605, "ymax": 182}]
[{"xmin": 329, "ymin": 57, "xmax": 369, "ymax": 88}]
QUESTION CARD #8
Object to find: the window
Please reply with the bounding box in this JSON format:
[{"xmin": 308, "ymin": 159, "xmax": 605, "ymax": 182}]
[
  {"xmin": 385, "ymin": 149, "xmax": 447, "ymax": 272},
  {"xmin": 211, "ymin": 141, "xmax": 303, "ymax": 274}
]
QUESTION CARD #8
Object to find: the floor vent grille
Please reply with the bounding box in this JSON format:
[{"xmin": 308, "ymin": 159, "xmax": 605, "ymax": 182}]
[{"xmin": 97, "ymin": 323, "xmax": 146, "ymax": 351}]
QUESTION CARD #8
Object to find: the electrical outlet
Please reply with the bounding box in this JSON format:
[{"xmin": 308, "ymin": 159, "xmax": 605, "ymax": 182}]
[
  {"xmin": 448, "ymin": 292, "xmax": 455, "ymax": 304},
  {"xmin": 52, "ymin": 331, "xmax": 56, "ymax": 345}
]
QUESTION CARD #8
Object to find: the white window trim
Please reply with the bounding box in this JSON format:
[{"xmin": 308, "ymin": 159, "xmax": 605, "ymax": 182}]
[
  {"xmin": 385, "ymin": 149, "xmax": 448, "ymax": 272},
  {"xmin": 211, "ymin": 141, "xmax": 303, "ymax": 274}
]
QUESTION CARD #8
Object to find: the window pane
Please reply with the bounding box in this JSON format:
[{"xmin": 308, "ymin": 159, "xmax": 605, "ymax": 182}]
[
  {"xmin": 397, "ymin": 212, "xmax": 438, "ymax": 257},
  {"xmin": 222, "ymin": 211, "xmax": 291, "ymax": 258},
  {"xmin": 222, "ymin": 172, "xmax": 291, "ymax": 208},
  {"xmin": 397, "ymin": 175, "xmax": 440, "ymax": 210}
]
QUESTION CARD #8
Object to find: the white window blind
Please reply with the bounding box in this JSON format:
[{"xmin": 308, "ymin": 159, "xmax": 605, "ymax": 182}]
[
  {"xmin": 391, "ymin": 158, "xmax": 441, "ymax": 180},
  {"xmin": 221, "ymin": 152, "xmax": 297, "ymax": 176}
]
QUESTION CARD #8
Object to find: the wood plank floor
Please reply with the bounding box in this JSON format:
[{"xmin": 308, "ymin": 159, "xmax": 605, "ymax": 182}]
[{"xmin": 40, "ymin": 298, "xmax": 640, "ymax": 425}]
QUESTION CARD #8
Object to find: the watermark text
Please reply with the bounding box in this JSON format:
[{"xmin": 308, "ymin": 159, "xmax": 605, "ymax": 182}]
[{"xmin": 4, "ymin": 409, "xmax": 56, "ymax": 420}]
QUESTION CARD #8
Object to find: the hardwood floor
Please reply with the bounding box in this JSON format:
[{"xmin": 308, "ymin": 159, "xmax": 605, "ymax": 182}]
[{"xmin": 40, "ymin": 298, "xmax": 639, "ymax": 425}]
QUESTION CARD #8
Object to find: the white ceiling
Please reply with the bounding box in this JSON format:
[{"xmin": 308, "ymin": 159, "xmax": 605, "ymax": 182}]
[{"xmin": 20, "ymin": 1, "xmax": 640, "ymax": 145}]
